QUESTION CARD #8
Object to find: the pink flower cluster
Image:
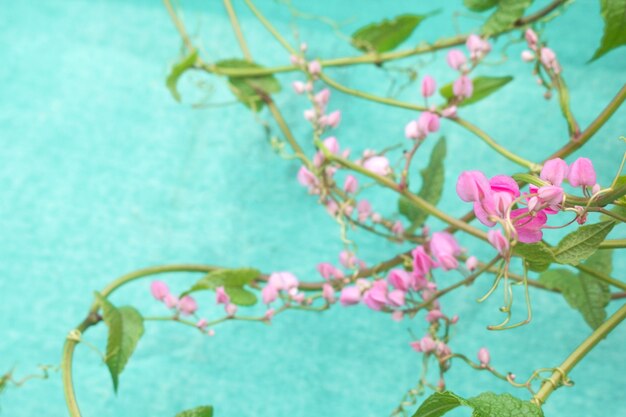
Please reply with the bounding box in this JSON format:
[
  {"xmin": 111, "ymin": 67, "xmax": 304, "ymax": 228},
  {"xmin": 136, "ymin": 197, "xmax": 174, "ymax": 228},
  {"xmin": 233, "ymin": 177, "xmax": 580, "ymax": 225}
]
[
  {"xmin": 456, "ymin": 157, "xmax": 599, "ymax": 254},
  {"xmin": 151, "ymin": 281, "xmax": 198, "ymax": 315},
  {"xmin": 261, "ymin": 271, "xmax": 307, "ymax": 307},
  {"xmin": 521, "ymin": 29, "xmax": 561, "ymax": 74}
]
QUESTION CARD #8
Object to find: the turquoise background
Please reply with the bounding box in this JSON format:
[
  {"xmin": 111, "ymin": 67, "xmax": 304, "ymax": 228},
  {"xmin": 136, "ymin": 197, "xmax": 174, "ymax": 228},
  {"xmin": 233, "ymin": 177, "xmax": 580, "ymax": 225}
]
[{"xmin": 0, "ymin": 1, "xmax": 624, "ymax": 416}]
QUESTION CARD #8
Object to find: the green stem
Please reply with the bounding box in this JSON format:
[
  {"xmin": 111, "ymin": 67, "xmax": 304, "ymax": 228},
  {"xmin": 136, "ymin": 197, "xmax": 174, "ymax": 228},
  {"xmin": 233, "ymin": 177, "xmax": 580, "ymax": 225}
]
[
  {"xmin": 533, "ymin": 302, "xmax": 626, "ymax": 405},
  {"xmin": 574, "ymin": 264, "xmax": 626, "ymax": 292}
]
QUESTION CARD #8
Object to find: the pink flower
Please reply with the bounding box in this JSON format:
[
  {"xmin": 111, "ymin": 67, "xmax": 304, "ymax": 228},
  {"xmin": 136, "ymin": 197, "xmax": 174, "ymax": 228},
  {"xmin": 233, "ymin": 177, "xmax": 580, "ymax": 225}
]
[
  {"xmin": 339, "ymin": 286, "xmax": 361, "ymax": 306},
  {"xmin": 391, "ymin": 220, "xmax": 405, "ymax": 237},
  {"xmin": 178, "ymin": 296, "xmax": 197, "ymax": 316},
  {"xmin": 303, "ymin": 108, "xmax": 315, "ymax": 122},
  {"xmin": 363, "ymin": 156, "xmax": 391, "ymax": 176},
  {"xmin": 196, "ymin": 318, "xmax": 208, "ymax": 329},
  {"xmin": 541, "ymin": 158, "xmax": 569, "ymax": 186},
  {"xmin": 297, "ymin": 166, "xmax": 318, "ymax": 191},
  {"xmin": 411, "ymin": 335, "xmax": 437, "ymax": 353},
  {"xmin": 262, "ymin": 284, "xmax": 279, "ymax": 304},
  {"xmin": 465, "ymin": 256, "xmax": 478, "ymax": 271},
  {"xmin": 387, "ymin": 289, "xmax": 406, "ymax": 307},
  {"xmin": 216, "ymin": 286, "xmax": 230, "ymax": 305},
  {"xmin": 466, "ymin": 34, "xmax": 491, "ymax": 60},
  {"xmin": 225, "ymin": 303, "xmax": 237, "ymax": 316},
  {"xmin": 343, "ymin": 175, "xmax": 358, "ymax": 193},
  {"xmin": 363, "ymin": 280, "xmax": 388, "ymax": 311},
  {"xmin": 441, "ymin": 106, "xmax": 457, "ymax": 118},
  {"xmin": 525, "ymin": 29, "xmax": 538, "ymax": 49},
  {"xmin": 417, "ymin": 112, "xmax": 440, "ymax": 135},
  {"xmin": 540, "ymin": 47, "xmax": 561, "ymax": 73},
  {"xmin": 537, "ymin": 185, "xmax": 564, "ymax": 207},
  {"xmin": 521, "ymin": 50, "xmax": 535, "ymax": 62},
  {"xmin": 387, "ymin": 269, "xmax": 412, "ymax": 292},
  {"xmin": 268, "ymin": 272, "xmax": 299, "ymax": 291},
  {"xmin": 430, "ymin": 232, "xmax": 461, "ymax": 270},
  {"xmin": 405, "ymin": 120, "xmax": 420, "ymax": 140},
  {"xmin": 264, "ymin": 308, "xmax": 275, "ymax": 321},
  {"xmin": 290, "ymin": 55, "xmax": 302, "ymax": 66},
  {"xmin": 426, "ymin": 309, "xmax": 445, "ymax": 323},
  {"xmin": 322, "ymin": 136, "xmax": 340, "ymax": 154},
  {"xmin": 446, "ymin": 49, "xmax": 466, "ymax": 70},
  {"xmin": 308, "ymin": 60, "xmax": 321, "ymax": 76},
  {"xmin": 326, "ymin": 110, "xmax": 342, "ymax": 128},
  {"xmin": 292, "ymin": 81, "xmax": 306, "ymax": 94},
  {"xmin": 339, "ymin": 250, "xmax": 359, "ymax": 269},
  {"xmin": 472, "ymin": 175, "xmax": 521, "ymax": 226},
  {"xmin": 150, "ymin": 281, "xmax": 169, "ymax": 301},
  {"xmin": 568, "ymin": 157, "xmax": 596, "ymax": 187},
  {"xmin": 326, "ymin": 200, "xmax": 339, "ymax": 216},
  {"xmin": 317, "ymin": 262, "xmax": 344, "ymax": 280},
  {"xmin": 322, "ymin": 283, "xmax": 336, "ymax": 303},
  {"xmin": 412, "ymin": 246, "xmax": 436, "ymax": 277},
  {"xmin": 314, "ymin": 89, "xmax": 331, "ymax": 107},
  {"xmin": 164, "ymin": 294, "xmax": 179, "ymax": 309},
  {"xmin": 421, "ymin": 75, "xmax": 436, "ymax": 97},
  {"xmin": 357, "ymin": 199, "xmax": 372, "ymax": 222},
  {"xmin": 456, "ymin": 171, "xmax": 491, "ymax": 202},
  {"xmin": 478, "ymin": 347, "xmax": 490, "ymax": 367},
  {"xmin": 453, "ymin": 75, "xmax": 473, "ymax": 99},
  {"xmin": 511, "ymin": 208, "xmax": 547, "ymax": 243},
  {"xmin": 488, "ymin": 229, "xmax": 509, "ymax": 255}
]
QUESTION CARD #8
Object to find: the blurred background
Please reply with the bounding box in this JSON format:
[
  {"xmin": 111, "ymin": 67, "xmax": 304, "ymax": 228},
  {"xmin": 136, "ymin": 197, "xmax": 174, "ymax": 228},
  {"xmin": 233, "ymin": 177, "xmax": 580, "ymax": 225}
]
[{"xmin": 0, "ymin": 0, "xmax": 624, "ymax": 416}]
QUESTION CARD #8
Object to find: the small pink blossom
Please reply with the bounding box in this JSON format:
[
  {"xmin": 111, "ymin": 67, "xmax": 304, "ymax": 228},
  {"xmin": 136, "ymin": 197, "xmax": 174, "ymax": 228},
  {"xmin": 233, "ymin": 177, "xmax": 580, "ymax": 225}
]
[
  {"xmin": 387, "ymin": 269, "xmax": 412, "ymax": 292},
  {"xmin": 196, "ymin": 318, "xmax": 208, "ymax": 329},
  {"xmin": 357, "ymin": 199, "xmax": 372, "ymax": 222},
  {"xmin": 405, "ymin": 120, "xmax": 420, "ymax": 140},
  {"xmin": 216, "ymin": 286, "xmax": 230, "ymax": 305},
  {"xmin": 478, "ymin": 347, "xmax": 490, "ymax": 367},
  {"xmin": 426, "ymin": 309, "xmax": 445, "ymax": 323},
  {"xmin": 466, "ymin": 34, "xmax": 491, "ymax": 60},
  {"xmin": 446, "ymin": 49, "xmax": 466, "ymax": 70},
  {"xmin": 453, "ymin": 75, "xmax": 473, "ymax": 99},
  {"xmin": 292, "ymin": 81, "xmax": 306, "ymax": 94},
  {"xmin": 391, "ymin": 220, "xmax": 405, "ymax": 237},
  {"xmin": 307, "ymin": 60, "xmax": 321, "ymax": 76},
  {"xmin": 339, "ymin": 250, "xmax": 357, "ymax": 269},
  {"xmin": 322, "ymin": 283, "xmax": 336, "ymax": 303},
  {"xmin": 568, "ymin": 157, "xmax": 596, "ymax": 187},
  {"xmin": 262, "ymin": 284, "xmax": 279, "ymax": 304},
  {"xmin": 178, "ymin": 295, "xmax": 197, "ymax": 316},
  {"xmin": 465, "ymin": 256, "xmax": 478, "ymax": 271},
  {"xmin": 487, "ymin": 229, "xmax": 509, "ymax": 255},
  {"xmin": 540, "ymin": 47, "xmax": 561, "ymax": 74},
  {"xmin": 541, "ymin": 158, "xmax": 569, "ymax": 186},
  {"xmin": 323, "ymin": 110, "xmax": 342, "ymax": 128},
  {"xmin": 525, "ymin": 28, "xmax": 538, "ymax": 49},
  {"xmin": 421, "ymin": 75, "xmax": 436, "ymax": 98},
  {"xmin": 297, "ymin": 165, "xmax": 318, "ymax": 191},
  {"xmin": 268, "ymin": 272, "xmax": 299, "ymax": 291},
  {"xmin": 430, "ymin": 232, "xmax": 461, "ymax": 270},
  {"xmin": 225, "ymin": 303, "xmax": 237, "ymax": 316},
  {"xmin": 521, "ymin": 50, "xmax": 535, "ymax": 62},
  {"xmin": 411, "ymin": 335, "xmax": 437, "ymax": 353},
  {"xmin": 314, "ymin": 89, "xmax": 331, "ymax": 107},
  {"xmin": 317, "ymin": 262, "xmax": 344, "ymax": 280},
  {"xmin": 412, "ymin": 246, "xmax": 436, "ymax": 277},
  {"xmin": 441, "ymin": 106, "xmax": 457, "ymax": 118},
  {"xmin": 150, "ymin": 281, "xmax": 169, "ymax": 301},
  {"xmin": 339, "ymin": 286, "xmax": 361, "ymax": 306},
  {"xmin": 392, "ymin": 310, "xmax": 404, "ymax": 322},
  {"xmin": 512, "ymin": 208, "xmax": 547, "ymax": 243},
  {"xmin": 387, "ymin": 289, "xmax": 406, "ymax": 307},
  {"xmin": 164, "ymin": 294, "xmax": 179, "ymax": 309},
  {"xmin": 363, "ymin": 280, "xmax": 388, "ymax": 311},
  {"xmin": 417, "ymin": 112, "xmax": 440, "ymax": 135},
  {"xmin": 343, "ymin": 175, "xmax": 358, "ymax": 193},
  {"xmin": 537, "ymin": 185, "xmax": 564, "ymax": 207},
  {"xmin": 264, "ymin": 308, "xmax": 275, "ymax": 321},
  {"xmin": 363, "ymin": 156, "xmax": 391, "ymax": 176}
]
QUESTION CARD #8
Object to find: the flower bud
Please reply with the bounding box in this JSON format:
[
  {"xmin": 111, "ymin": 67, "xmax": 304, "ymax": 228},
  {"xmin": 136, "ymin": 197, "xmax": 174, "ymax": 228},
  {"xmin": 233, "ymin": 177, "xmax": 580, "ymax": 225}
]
[
  {"xmin": 421, "ymin": 75, "xmax": 436, "ymax": 98},
  {"xmin": 446, "ymin": 49, "xmax": 466, "ymax": 70},
  {"xmin": 225, "ymin": 303, "xmax": 237, "ymax": 316},
  {"xmin": 322, "ymin": 283, "xmax": 336, "ymax": 303},
  {"xmin": 262, "ymin": 284, "xmax": 279, "ymax": 305},
  {"xmin": 363, "ymin": 156, "xmax": 391, "ymax": 176},
  {"xmin": 525, "ymin": 28, "xmax": 538, "ymax": 49},
  {"xmin": 215, "ymin": 286, "xmax": 230, "ymax": 305},
  {"xmin": 150, "ymin": 281, "xmax": 169, "ymax": 301},
  {"xmin": 487, "ymin": 229, "xmax": 509, "ymax": 256},
  {"xmin": 568, "ymin": 157, "xmax": 597, "ymax": 187},
  {"xmin": 307, "ymin": 60, "xmax": 321, "ymax": 76},
  {"xmin": 456, "ymin": 170, "xmax": 491, "ymax": 202},
  {"xmin": 521, "ymin": 50, "xmax": 535, "ymax": 62},
  {"xmin": 540, "ymin": 158, "xmax": 569, "ymax": 186},
  {"xmin": 339, "ymin": 286, "xmax": 361, "ymax": 306},
  {"xmin": 343, "ymin": 175, "xmax": 358, "ymax": 194},
  {"xmin": 178, "ymin": 295, "xmax": 197, "ymax": 316},
  {"xmin": 465, "ymin": 256, "xmax": 478, "ymax": 271},
  {"xmin": 478, "ymin": 347, "xmax": 490, "ymax": 366}
]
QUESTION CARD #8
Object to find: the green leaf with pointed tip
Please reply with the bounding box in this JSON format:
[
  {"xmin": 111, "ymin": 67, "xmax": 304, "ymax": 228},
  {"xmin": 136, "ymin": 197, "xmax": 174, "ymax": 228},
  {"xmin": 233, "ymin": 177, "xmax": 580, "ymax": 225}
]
[
  {"xmin": 411, "ymin": 391, "xmax": 467, "ymax": 417},
  {"xmin": 513, "ymin": 242, "xmax": 555, "ymax": 272},
  {"xmin": 222, "ymin": 286, "xmax": 257, "ymax": 306},
  {"xmin": 552, "ymin": 221, "xmax": 616, "ymax": 265},
  {"xmin": 481, "ymin": 0, "xmax": 533, "ymax": 36},
  {"xmin": 467, "ymin": 392, "xmax": 543, "ymax": 416},
  {"xmin": 591, "ymin": 0, "xmax": 626, "ymax": 61},
  {"xmin": 166, "ymin": 49, "xmax": 199, "ymax": 102},
  {"xmin": 464, "ymin": 0, "xmax": 497, "ymax": 12},
  {"xmin": 216, "ymin": 59, "xmax": 281, "ymax": 112},
  {"xmin": 439, "ymin": 76, "xmax": 513, "ymax": 106},
  {"xmin": 351, "ymin": 14, "xmax": 428, "ymax": 53},
  {"xmin": 399, "ymin": 137, "xmax": 446, "ymax": 231},
  {"xmin": 184, "ymin": 268, "xmax": 260, "ymax": 306},
  {"xmin": 175, "ymin": 405, "xmax": 214, "ymax": 417},
  {"xmin": 95, "ymin": 293, "xmax": 144, "ymax": 392}
]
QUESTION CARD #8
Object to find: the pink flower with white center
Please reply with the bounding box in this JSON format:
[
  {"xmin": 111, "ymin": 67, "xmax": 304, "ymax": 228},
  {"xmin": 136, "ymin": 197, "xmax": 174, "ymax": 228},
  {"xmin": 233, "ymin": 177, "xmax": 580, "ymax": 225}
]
[
  {"xmin": 488, "ymin": 229, "xmax": 509, "ymax": 255},
  {"xmin": 421, "ymin": 75, "xmax": 436, "ymax": 98},
  {"xmin": 225, "ymin": 303, "xmax": 237, "ymax": 316},
  {"xmin": 357, "ymin": 199, "xmax": 372, "ymax": 222},
  {"xmin": 363, "ymin": 155, "xmax": 391, "ymax": 176},
  {"xmin": 541, "ymin": 158, "xmax": 569, "ymax": 186},
  {"xmin": 478, "ymin": 347, "xmax": 491, "ymax": 367},
  {"xmin": 178, "ymin": 295, "xmax": 197, "ymax": 316},
  {"xmin": 465, "ymin": 256, "xmax": 478, "ymax": 271},
  {"xmin": 568, "ymin": 157, "xmax": 597, "ymax": 187},
  {"xmin": 322, "ymin": 283, "xmax": 336, "ymax": 303},
  {"xmin": 262, "ymin": 284, "xmax": 279, "ymax": 305},
  {"xmin": 317, "ymin": 262, "xmax": 344, "ymax": 280},
  {"xmin": 387, "ymin": 269, "xmax": 412, "ymax": 292},
  {"xmin": 453, "ymin": 75, "xmax": 473, "ymax": 99},
  {"xmin": 343, "ymin": 175, "xmax": 358, "ymax": 193},
  {"xmin": 446, "ymin": 49, "xmax": 467, "ymax": 70},
  {"xmin": 164, "ymin": 294, "xmax": 178, "ymax": 309},
  {"xmin": 387, "ymin": 289, "xmax": 406, "ymax": 307},
  {"xmin": 307, "ymin": 60, "xmax": 321, "ymax": 76},
  {"xmin": 268, "ymin": 271, "xmax": 299, "ymax": 291},
  {"xmin": 412, "ymin": 246, "xmax": 436, "ymax": 277},
  {"xmin": 430, "ymin": 231, "xmax": 461, "ymax": 270},
  {"xmin": 339, "ymin": 286, "xmax": 361, "ymax": 306},
  {"xmin": 215, "ymin": 286, "xmax": 230, "ymax": 305},
  {"xmin": 150, "ymin": 281, "xmax": 169, "ymax": 301},
  {"xmin": 363, "ymin": 280, "xmax": 388, "ymax": 311}
]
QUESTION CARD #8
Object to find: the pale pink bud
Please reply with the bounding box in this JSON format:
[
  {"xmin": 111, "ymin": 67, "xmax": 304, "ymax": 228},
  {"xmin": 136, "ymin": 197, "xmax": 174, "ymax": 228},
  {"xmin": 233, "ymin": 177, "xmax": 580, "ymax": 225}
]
[
  {"xmin": 478, "ymin": 347, "xmax": 490, "ymax": 367},
  {"xmin": 357, "ymin": 199, "xmax": 372, "ymax": 222},
  {"xmin": 541, "ymin": 158, "xmax": 569, "ymax": 186},
  {"xmin": 292, "ymin": 292, "xmax": 306, "ymax": 303},
  {"xmin": 387, "ymin": 269, "xmax": 412, "ymax": 292},
  {"xmin": 363, "ymin": 156, "xmax": 391, "ymax": 176},
  {"xmin": 421, "ymin": 75, "xmax": 436, "ymax": 98},
  {"xmin": 430, "ymin": 232, "xmax": 461, "ymax": 271},
  {"xmin": 465, "ymin": 256, "xmax": 478, "ymax": 271},
  {"xmin": 521, "ymin": 50, "xmax": 535, "ymax": 62},
  {"xmin": 392, "ymin": 220, "xmax": 405, "ymax": 237},
  {"xmin": 150, "ymin": 281, "xmax": 169, "ymax": 301},
  {"xmin": 326, "ymin": 200, "xmax": 339, "ymax": 216},
  {"xmin": 412, "ymin": 246, "xmax": 436, "ymax": 277},
  {"xmin": 313, "ymin": 152, "xmax": 324, "ymax": 167},
  {"xmin": 540, "ymin": 47, "xmax": 560, "ymax": 73},
  {"xmin": 568, "ymin": 157, "xmax": 596, "ymax": 187},
  {"xmin": 303, "ymin": 108, "xmax": 316, "ymax": 122},
  {"xmin": 314, "ymin": 88, "xmax": 331, "ymax": 107},
  {"xmin": 466, "ymin": 34, "xmax": 490, "ymax": 60},
  {"xmin": 268, "ymin": 272, "xmax": 299, "ymax": 291},
  {"xmin": 426, "ymin": 309, "xmax": 445, "ymax": 323},
  {"xmin": 446, "ymin": 49, "xmax": 466, "ymax": 70},
  {"xmin": 371, "ymin": 213, "xmax": 382, "ymax": 223},
  {"xmin": 292, "ymin": 81, "xmax": 306, "ymax": 94},
  {"xmin": 262, "ymin": 284, "xmax": 279, "ymax": 304},
  {"xmin": 196, "ymin": 318, "xmax": 208, "ymax": 329},
  {"xmin": 225, "ymin": 303, "xmax": 237, "ymax": 316},
  {"xmin": 527, "ymin": 196, "xmax": 539, "ymax": 212},
  {"xmin": 322, "ymin": 136, "xmax": 339, "ymax": 154},
  {"xmin": 215, "ymin": 286, "xmax": 230, "ymax": 305},
  {"xmin": 207, "ymin": 329, "xmax": 215, "ymax": 336},
  {"xmin": 387, "ymin": 289, "xmax": 406, "ymax": 307},
  {"xmin": 417, "ymin": 111, "xmax": 440, "ymax": 135},
  {"xmin": 164, "ymin": 294, "xmax": 178, "ymax": 309},
  {"xmin": 441, "ymin": 106, "xmax": 457, "ymax": 118},
  {"xmin": 297, "ymin": 165, "xmax": 318, "ymax": 189},
  {"xmin": 325, "ymin": 110, "xmax": 342, "ymax": 128},
  {"xmin": 322, "ymin": 283, "xmax": 336, "ymax": 303},
  {"xmin": 525, "ymin": 28, "xmax": 538, "ymax": 49},
  {"xmin": 405, "ymin": 120, "xmax": 420, "ymax": 140},
  {"xmin": 592, "ymin": 183, "xmax": 601, "ymax": 194},
  {"xmin": 339, "ymin": 286, "xmax": 361, "ymax": 306},
  {"xmin": 339, "ymin": 250, "xmax": 356, "ymax": 269},
  {"xmin": 451, "ymin": 315, "xmax": 459, "ymax": 324},
  {"xmin": 487, "ymin": 229, "xmax": 509, "ymax": 256},
  {"xmin": 178, "ymin": 295, "xmax": 197, "ymax": 316},
  {"xmin": 317, "ymin": 262, "xmax": 343, "ymax": 280},
  {"xmin": 290, "ymin": 55, "xmax": 302, "ymax": 66},
  {"xmin": 343, "ymin": 175, "xmax": 358, "ymax": 193},
  {"xmin": 453, "ymin": 75, "xmax": 473, "ymax": 99},
  {"xmin": 308, "ymin": 60, "xmax": 321, "ymax": 75},
  {"xmin": 456, "ymin": 170, "xmax": 491, "ymax": 202}
]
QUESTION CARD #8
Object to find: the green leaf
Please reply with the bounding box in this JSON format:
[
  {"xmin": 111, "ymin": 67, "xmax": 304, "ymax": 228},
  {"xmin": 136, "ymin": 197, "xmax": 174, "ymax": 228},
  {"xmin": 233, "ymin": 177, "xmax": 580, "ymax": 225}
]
[
  {"xmin": 175, "ymin": 405, "xmax": 214, "ymax": 417},
  {"xmin": 399, "ymin": 137, "xmax": 446, "ymax": 231},
  {"xmin": 216, "ymin": 59, "xmax": 281, "ymax": 112},
  {"xmin": 540, "ymin": 260, "xmax": 611, "ymax": 330},
  {"xmin": 464, "ymin": 0, "xmax": 498, "ymax": 12},
  {"xmin": 513, "ymin": 242, "xmax": 555, "ymax": 272},
  {"xmin": 184, "ymin": 268, "xmax": 260, "ymax": 306},
  {"xmin": 95, "ymin": 293, "xmax": 144, "ymax": 392},
  {"xmin": 591, "ymin": 0, "xmax": 626, "ymax": 61},
  {"xmin": 166, "ymin": 49, "xmax": 199, "ymax": 102},
  {"xmin": 482, "ymin": 0, "xmax": 533, "ymax": 36},
  {"xmin": 467, "ymin": 392, "xmax": 543, "ymax": 416},
  {"xmin": 552, "ymin": 221, "xmax": 616, "ymax": 265},
  {"xmin": 439, "ymin": 76, "xmax": 513, "ymax": 106},
  {"xmin": 411, "ymin": 391, "xmax": 466, "ymax": 417},
  {"xmin": 351, "ymin": 14, "xmax": 428, "ymax": 53}
]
